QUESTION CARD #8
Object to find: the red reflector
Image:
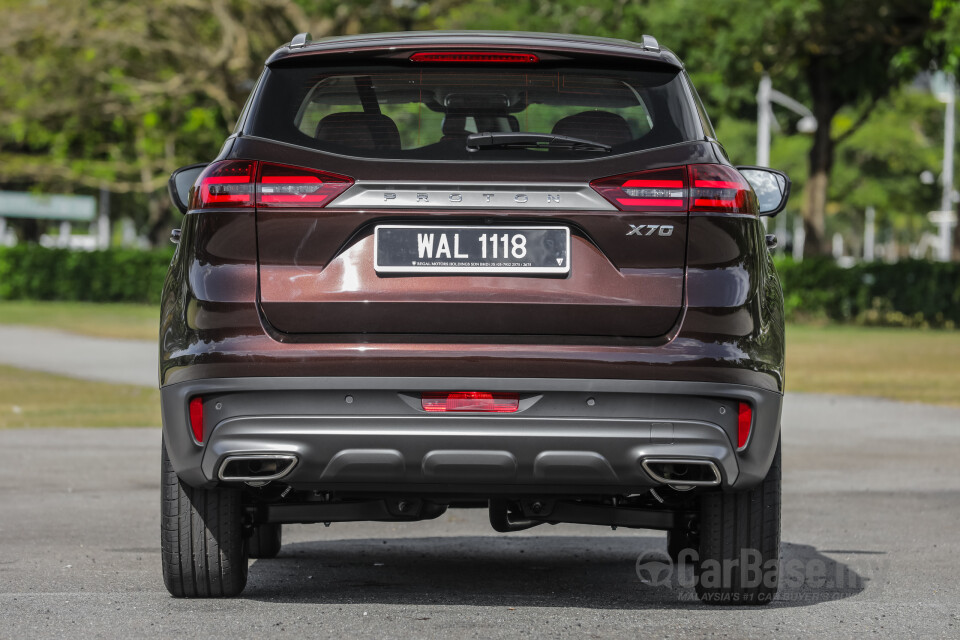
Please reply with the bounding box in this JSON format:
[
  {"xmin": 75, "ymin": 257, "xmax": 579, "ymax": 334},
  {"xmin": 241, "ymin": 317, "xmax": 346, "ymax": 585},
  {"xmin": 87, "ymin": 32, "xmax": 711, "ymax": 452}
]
[
  {"xmin": 421, "ymin": 392, "xmax": 520, "ymax": 413},
  {"xmin": 409, "ymin": 51, "xmax": 539, "ymax": 64},
  {"xmin": 737, "ymin": 402, "xmax": 752, "ymax": 449},
  {"xmin": 189, "ymin": 397, "xmax": 204, "ymax": 443},
  {"xmin": 590, "ymin": 167, "xmax": 689, "ymax": 212}
]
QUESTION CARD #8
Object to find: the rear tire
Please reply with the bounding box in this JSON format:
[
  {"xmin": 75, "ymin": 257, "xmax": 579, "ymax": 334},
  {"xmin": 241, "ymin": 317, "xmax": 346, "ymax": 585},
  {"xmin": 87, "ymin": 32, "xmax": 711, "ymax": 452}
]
[
  {"xmin": 161, "ymin": 439, "xmax": 248, "ymax": 597},
  {"xmin": 694, "ymin": 440, "xmax": 781, "ymax": 605},
  {"xmin": 248, "ymin": 523, "xmax": 282, "ymax": 559}
]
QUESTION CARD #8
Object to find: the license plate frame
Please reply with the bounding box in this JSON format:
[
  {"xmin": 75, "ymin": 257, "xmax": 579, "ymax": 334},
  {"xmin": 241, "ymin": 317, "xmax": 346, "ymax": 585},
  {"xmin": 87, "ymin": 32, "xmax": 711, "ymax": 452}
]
[{"xmin": 374, "ymin": 225, "xmax": 571, "ymax": 275}]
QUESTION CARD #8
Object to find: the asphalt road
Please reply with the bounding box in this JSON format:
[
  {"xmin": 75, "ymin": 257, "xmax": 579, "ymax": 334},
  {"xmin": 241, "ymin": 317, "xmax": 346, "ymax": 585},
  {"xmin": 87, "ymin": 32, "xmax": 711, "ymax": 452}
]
[
  {"xmin": 0, "ymin": 326, "xmax": 157, "ymax": 388},
  {"xmin": 1, "ymin": 393, "xmax": 959, "ymax": 639}
]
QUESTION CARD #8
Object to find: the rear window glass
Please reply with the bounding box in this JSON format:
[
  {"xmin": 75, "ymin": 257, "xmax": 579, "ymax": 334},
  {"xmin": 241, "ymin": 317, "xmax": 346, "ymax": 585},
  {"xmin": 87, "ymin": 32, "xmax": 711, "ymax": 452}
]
[{"xmin": 248, "ymin": 64, "xmax": 701, "ymax": 160}]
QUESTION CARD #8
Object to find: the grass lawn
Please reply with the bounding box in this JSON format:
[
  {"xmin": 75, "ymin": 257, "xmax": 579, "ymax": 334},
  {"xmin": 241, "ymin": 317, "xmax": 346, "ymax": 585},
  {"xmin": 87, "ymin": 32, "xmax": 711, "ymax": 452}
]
[
  {"xmin": 786, "ymin": 324, "xmax": 960, "ymax": 406},
  {"xmin": 0, "ymin": 300, "xmax": 158, "ymax": 341},
  {"xmin": 0, "ymin": 302, "xmax": 957, "ymax": 428},
  {"xmin": 0, "ymin": 365, "xmax": 160, "ymax": 428}
]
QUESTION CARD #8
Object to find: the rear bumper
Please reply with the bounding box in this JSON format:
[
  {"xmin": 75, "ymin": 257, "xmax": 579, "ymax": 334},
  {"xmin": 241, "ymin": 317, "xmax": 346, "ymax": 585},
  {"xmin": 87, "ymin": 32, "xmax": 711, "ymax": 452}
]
[{"xmin": 161, "ymin": 377, "xmax": 781, "ymax": 494}]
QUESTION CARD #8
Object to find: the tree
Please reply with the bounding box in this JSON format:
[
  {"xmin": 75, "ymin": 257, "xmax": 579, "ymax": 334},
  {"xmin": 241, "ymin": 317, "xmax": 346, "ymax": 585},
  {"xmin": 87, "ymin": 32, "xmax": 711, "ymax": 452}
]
[
  {"xmin": 443, "ymin": 0, "xmax": 949, "ymax": 256},
  {"xmin": 0, "ymin": 0, "xmax": 460, "ymax": 244}
]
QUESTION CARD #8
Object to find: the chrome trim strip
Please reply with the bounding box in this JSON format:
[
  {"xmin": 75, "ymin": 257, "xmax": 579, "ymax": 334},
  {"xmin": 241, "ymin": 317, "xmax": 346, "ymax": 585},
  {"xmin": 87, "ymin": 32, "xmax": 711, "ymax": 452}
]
[
  {"xmin": 328, "ymin": 181, "xmax": 617, "ymax": 210},
  {"xmin": 217, "ymin": 454, "xmax": 299, "ymax": 483},
  {"xmin": 640, "ymin": 458, "xmax": 722, "ymax": 487}
]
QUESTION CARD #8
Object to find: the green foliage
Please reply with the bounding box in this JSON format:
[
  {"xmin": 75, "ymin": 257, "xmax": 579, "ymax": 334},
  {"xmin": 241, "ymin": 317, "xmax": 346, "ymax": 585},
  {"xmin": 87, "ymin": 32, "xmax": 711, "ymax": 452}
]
[
  {"xmin": 0, "ymin": 246, "xmax": 173, "ymax": 304},
  {"xmin": 776, "ymin": 257, "xmax": 960, "ymax": 328}
]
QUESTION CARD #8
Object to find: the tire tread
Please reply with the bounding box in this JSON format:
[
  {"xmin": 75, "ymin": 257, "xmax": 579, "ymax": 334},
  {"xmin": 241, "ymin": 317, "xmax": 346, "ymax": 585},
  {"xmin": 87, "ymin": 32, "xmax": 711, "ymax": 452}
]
[{"xmin": 161, "ymin": 439, "xmax": 247, "ymax": 597}]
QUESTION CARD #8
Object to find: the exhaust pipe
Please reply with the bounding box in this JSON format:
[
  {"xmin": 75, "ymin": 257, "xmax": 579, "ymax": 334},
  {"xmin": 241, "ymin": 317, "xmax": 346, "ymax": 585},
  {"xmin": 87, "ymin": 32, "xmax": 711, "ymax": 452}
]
[
  {"xmin": 641, "ymin": 458, "xmax": 721, "ymax": 489},
  {"xmin": 218, "ymin": 454, "xmax": 298, "ymax": 486}
]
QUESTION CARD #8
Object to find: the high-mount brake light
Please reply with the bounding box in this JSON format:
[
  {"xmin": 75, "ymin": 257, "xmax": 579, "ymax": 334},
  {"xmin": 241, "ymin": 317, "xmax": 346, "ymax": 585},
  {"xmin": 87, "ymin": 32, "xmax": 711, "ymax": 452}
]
[
  {"xmin": 409, "ymin": 51, "xmax": 539, "ymax": 64},
  {"xmin": 689, "ymin": 164, "xmax": 757, "ymax": 215},
  {"xmin": 190, "ymin": 161, "xmax": 354, "ymax": 209},
  {"xmin": 589, "ymin": 168, "xmax": 688, "ymax": 212},
  {"xmin": 421, "ymin": 392, "xmax": 520, "ymax": 413}
]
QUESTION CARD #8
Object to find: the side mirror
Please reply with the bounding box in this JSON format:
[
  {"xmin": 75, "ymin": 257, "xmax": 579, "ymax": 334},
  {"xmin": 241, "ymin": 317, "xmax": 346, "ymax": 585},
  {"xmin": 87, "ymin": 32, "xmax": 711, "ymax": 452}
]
[
  {"xmin": 736, "ymin": 166, "xmax": 791, "ymax": 217},
  {"xmin": 167, "ymin": 163, "xmax": 208, "ymax": 214}
]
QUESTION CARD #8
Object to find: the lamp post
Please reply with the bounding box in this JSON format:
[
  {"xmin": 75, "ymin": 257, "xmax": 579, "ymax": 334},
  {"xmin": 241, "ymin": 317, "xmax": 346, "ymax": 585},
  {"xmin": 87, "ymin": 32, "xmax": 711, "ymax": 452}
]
[{"xmin": 756, "ymin": 74, "xmax": 817, "ymax": 253}]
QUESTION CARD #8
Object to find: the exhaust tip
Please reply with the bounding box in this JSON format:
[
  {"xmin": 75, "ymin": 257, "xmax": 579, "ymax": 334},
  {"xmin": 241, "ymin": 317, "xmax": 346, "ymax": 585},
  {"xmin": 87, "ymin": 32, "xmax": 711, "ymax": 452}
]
[
  {"xmin": 641, "ymin": 458, "xmax": 721, "ymax": 488},
  {"xmin": 218, "ymin": 454, "xmax": 298, "ymax": 485}
]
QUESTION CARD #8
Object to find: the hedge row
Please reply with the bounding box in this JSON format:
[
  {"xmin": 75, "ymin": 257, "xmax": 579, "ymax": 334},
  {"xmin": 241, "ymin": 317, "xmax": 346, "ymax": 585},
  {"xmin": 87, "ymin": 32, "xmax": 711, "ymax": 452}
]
[
  {"xmin": 0, "ymin": 246, "xmax": 958, "ymax": 327},
  {"xmin": 0, "ymin": 245, "xmax": 173, "ymax": 304},
  {"xmin": 775, "ymin": 257, "xmax": 960, "ymax": 328}
]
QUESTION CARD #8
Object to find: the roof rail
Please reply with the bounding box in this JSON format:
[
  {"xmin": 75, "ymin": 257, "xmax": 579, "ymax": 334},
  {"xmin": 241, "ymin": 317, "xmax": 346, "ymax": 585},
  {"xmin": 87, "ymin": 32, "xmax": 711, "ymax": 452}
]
[
  {"xmin": 640, "ymin": 35, "xmax": 660, "ymax": 52},
  {"xmin": 290, "ymin": 32, "xmax": 311, "ymax": 49}
]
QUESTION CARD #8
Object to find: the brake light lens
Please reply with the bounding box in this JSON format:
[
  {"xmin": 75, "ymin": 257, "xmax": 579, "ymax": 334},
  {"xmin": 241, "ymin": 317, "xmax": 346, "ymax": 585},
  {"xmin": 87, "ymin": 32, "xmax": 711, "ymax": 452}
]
[
  {"xmin": 190, "ymin": 160, "xmax": 354, "ymax": 210},
  {"xmin": 421, "ymin": 392, "xmax": 520, "ymax": 413},
  {"xmin": 258, "ymin": 162, "xmax": 354, "ymax": 208},
  {"xmin": 409, "ymin": 51, "xmax": 539, "ymax": 63},
  {"xmin": 689, "ymin": 164, "xmax": 757, "ymax": 215},
  {"xmin": 189, "ymin": 397, "xmax": 204, "ymax": 443},
  {"xmin": 589, "ymin": 168, "xmax": 688, "ymax": 212},
  {"xmin": 191, "ymin": 160, "xmax": 256, "ymax": 209},
  {"xmin": 737, "ymin": 401, "xmax": 752, "ymax": 449},
  {"xmin": 590, "ymin": 165, "xmax": 758, "ymax": 215}
]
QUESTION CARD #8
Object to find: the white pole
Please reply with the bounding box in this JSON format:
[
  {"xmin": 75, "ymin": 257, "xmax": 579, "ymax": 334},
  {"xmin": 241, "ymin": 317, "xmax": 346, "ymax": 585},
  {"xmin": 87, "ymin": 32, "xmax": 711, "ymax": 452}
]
[
  {"xmin": 939, "ymin": 75, "xmax": 955, "ymax": 261},
  {"xmin": 756, "ymin": 74, "xmax": 772, "ymax": 168},
  {"xmin": 864, "ymin": 206, "xmax": 875, "ymax": 261},
  {"xmin": 59, "ymin": 221, "xmax": 71, "ymax": 248},
  {"xmin": 832, "ymin": 232, "xmax": 844, "ymax": 259},
  {"xmin": 0, "ymin": 217, "xmax": 6, "ymax": 245},
  {"xmin": 98, "ymin": 187, "xmax": 111, "ymax": 249},
  {"xmin": 756, "ymin": 74, "xmax": 772, "ymax": 231},
  {"xmin": 793, "ymin": 218, "xmax": 805, "ymax": 261}
]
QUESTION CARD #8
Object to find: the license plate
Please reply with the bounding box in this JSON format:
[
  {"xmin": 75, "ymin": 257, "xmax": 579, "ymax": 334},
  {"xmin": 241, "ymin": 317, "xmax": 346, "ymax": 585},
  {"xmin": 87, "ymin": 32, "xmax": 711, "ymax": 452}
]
[{"xmin": 374, "ymin": 225, "xmax": 571, "ymax": 274}]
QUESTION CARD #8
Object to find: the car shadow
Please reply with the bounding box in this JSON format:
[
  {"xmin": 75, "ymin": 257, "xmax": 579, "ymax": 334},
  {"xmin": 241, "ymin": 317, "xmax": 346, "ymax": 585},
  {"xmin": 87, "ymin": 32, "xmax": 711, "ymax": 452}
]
[{"xmin": 244, "ymin": 535, "xmax": 881, "ymax": 608}]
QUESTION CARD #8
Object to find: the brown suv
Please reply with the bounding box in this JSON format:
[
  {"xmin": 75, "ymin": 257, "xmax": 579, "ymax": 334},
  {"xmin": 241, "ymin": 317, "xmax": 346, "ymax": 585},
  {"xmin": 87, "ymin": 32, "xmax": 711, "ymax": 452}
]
[{"xmin": 160, "ymin": 30, "xmax": 790, "ymax": 604}]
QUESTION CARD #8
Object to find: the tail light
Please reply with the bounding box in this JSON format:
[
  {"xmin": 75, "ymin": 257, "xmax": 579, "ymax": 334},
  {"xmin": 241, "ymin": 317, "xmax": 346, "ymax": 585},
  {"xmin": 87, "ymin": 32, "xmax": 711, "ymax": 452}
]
[
  {"xmin": 590, "ymin": 165, "xmax": 757, "ymax": 215},
  {"xmin": 190, "ymin": 160, "xmax": 354, "ymax": 210},
  {"xmin": 689, "ymin": 164, "xmax": 757, "ymax": 214},
  {"xmin": 258, "ymin": 162, "xmax": 353, "ymax": 207},
  {"xmin": 192, "ymin": 160, "xmax": 256, "ymax": 208},
  {"xmin": 589, "ymin": 168, "xmax": 688, "ymax": 212},
  {"xmin": 409, "ymin": 51, "xmax": 539, "ymax": 63},
  {"xmin": 421, "ymin": 392, "xmax": 520, "ymax": 413},
  {"xmin": 737, "ymin": 401, "xmax": 752, "ymax": 449}
]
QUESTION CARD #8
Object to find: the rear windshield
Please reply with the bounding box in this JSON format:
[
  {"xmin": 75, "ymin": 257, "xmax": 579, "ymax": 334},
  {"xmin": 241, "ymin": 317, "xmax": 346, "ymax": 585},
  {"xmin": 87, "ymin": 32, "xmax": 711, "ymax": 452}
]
[{"xmin": 247, "ymin": 64, "xmax": 701, "ymax": 160}]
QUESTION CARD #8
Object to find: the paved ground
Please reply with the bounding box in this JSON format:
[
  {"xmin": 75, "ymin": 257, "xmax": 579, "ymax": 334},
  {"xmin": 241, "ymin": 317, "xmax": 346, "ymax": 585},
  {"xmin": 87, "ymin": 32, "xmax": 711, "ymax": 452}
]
[
  {"xmin": 0, "ymin": 326, "xmax": 156, "ymax": 387},
  {"xmin": 1, "ymin": 393, "xmax": 959, "ymax": 638}
]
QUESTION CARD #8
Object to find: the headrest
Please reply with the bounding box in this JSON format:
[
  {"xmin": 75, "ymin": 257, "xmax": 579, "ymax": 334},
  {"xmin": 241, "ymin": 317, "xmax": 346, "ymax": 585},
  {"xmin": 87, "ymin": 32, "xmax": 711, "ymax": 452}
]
[
  {"xmin": 551, "ymin": 111, "xmax": 633, "ymax": 147},
  {"xmin": 315, "ymin": 112, "xmax": 402, "ymax": 150},
  {"xmin": 441, "ymin": 114, "xmax": 469, "ymax": 137}
]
